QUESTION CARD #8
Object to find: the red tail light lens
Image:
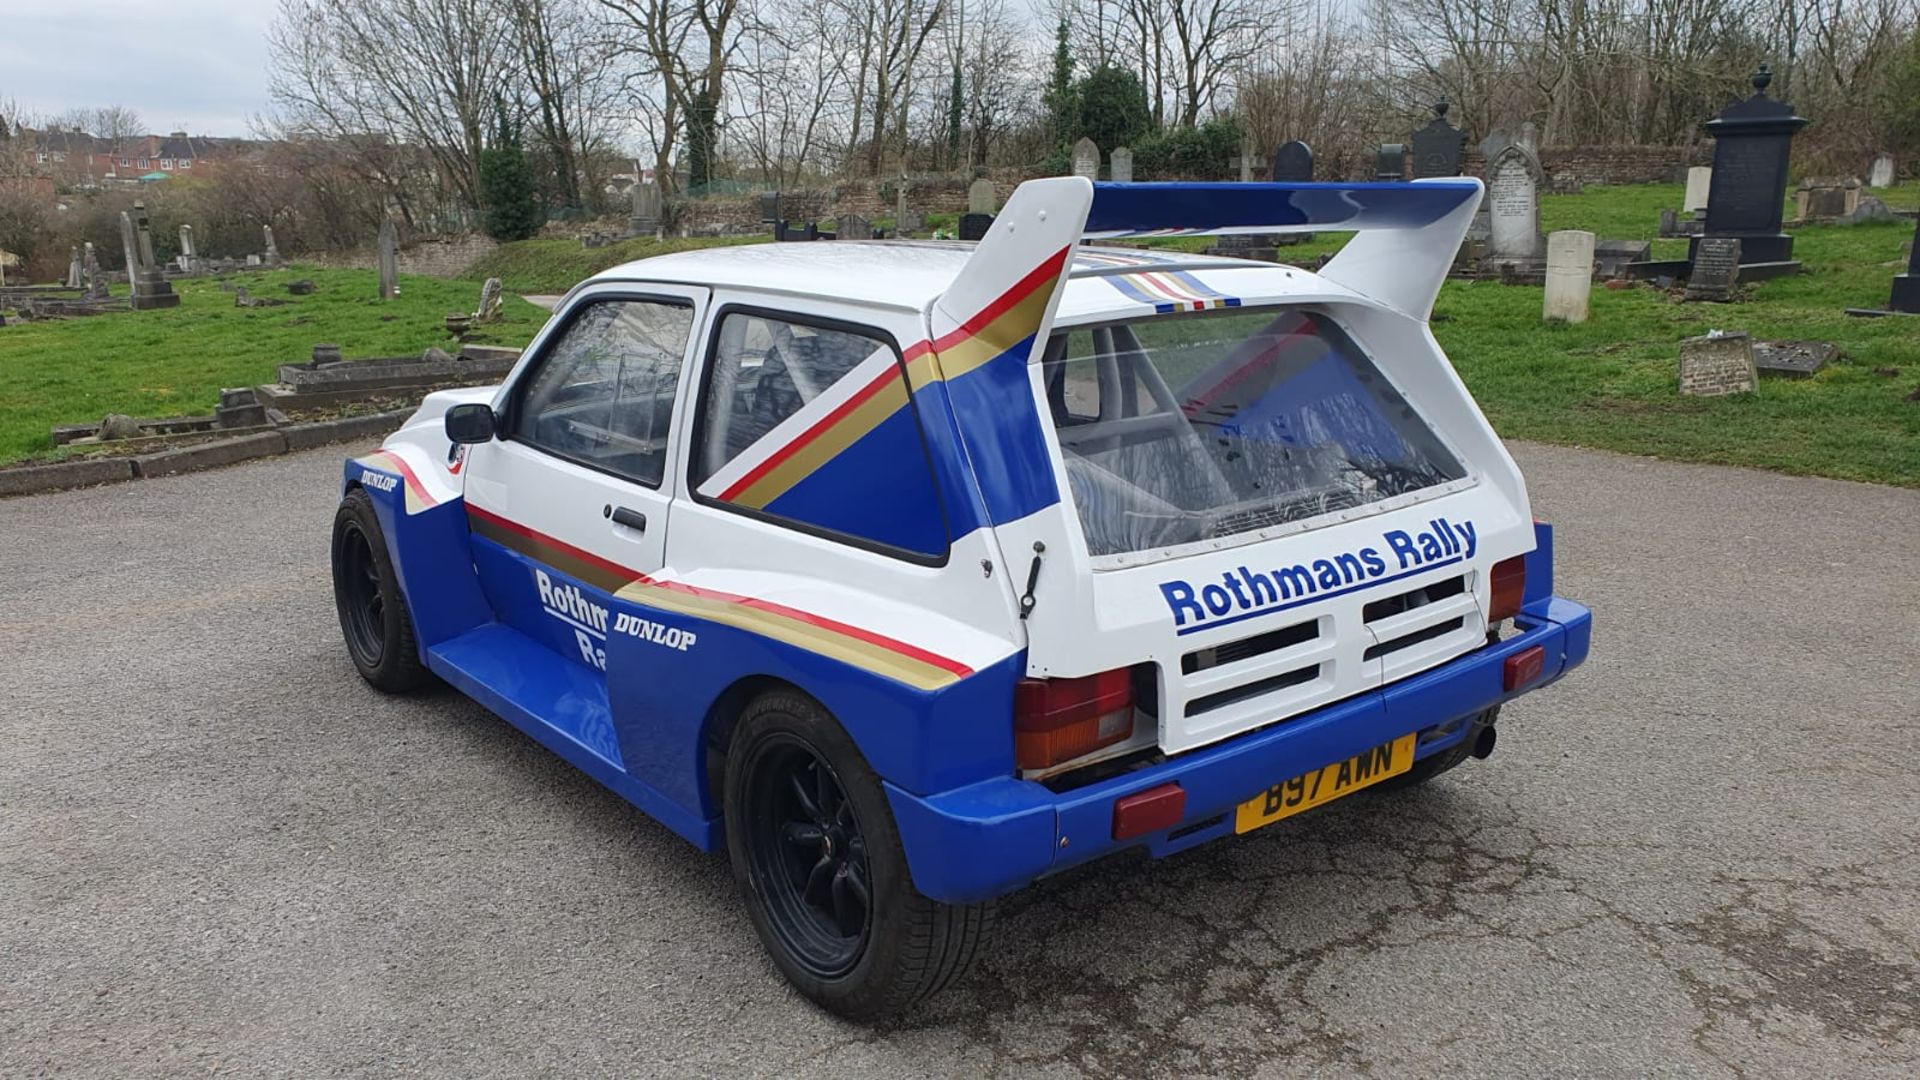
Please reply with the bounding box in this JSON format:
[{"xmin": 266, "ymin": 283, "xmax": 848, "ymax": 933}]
[
  {"xmin": 1014, "ymin": 668, "xmax": 1135, "ymax": 770},
  {"xmin": 1489, "ymin": 555, "xmax": 1526, "ymax": 623}
]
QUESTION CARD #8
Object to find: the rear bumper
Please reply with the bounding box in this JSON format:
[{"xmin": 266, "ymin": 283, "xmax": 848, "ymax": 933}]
[{"xmin": 886, "ymin": 593, "xmax": 1592, "ymax": 904}]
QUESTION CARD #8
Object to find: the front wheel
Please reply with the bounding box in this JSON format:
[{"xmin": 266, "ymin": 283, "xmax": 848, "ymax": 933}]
[
  {"xmin": 331, "ymin": 488, "xmax": 430, "ymax": 693},
  {"xmin": 724, "ymin": 691, "xmax": 993, "ymax": 1020}
]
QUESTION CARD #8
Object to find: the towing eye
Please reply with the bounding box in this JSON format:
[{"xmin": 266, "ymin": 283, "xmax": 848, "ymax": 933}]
[{"xmin": 1018, "ymin": 542, "xmax": 1045, "ymax": 620}]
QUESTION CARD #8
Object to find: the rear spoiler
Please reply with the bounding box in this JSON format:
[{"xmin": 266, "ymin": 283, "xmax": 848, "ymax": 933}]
[{"xmin": 939, "ymin": 178, "xmax": 1483, "ymax": 332}]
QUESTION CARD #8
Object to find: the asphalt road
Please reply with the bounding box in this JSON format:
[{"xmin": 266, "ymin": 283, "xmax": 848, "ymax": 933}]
[{"xmin": 2, "ymin": 443, "xmax": 1915, "ymax": 1078}]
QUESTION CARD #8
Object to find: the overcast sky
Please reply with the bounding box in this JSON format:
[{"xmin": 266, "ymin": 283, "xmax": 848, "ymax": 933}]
[{"xmin": 3, "ymin": 2, "xmax": 275, "ymax": 137}]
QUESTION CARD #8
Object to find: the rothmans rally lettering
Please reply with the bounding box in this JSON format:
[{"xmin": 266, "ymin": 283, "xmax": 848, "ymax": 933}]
[
  {"xmin": 534, "ymin": 568, "xmax": 696, "ymax": 669},
  {"xmin": 1159, "ymin": 518, "xmax": 1477, "ymax": 635}
]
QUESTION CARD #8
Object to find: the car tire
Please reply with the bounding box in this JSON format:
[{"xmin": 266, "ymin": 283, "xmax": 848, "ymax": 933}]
[
  {"xmin": 331, "ymin": 487, "xmax": 431, "ymax": 693},
  {"xmin": 1377, "ymin": 706, "xmax": 1498, "ymax": 792},
  {"xmin": 724, "ymin": 690, "xmax": 993, "ymax": 1020}
]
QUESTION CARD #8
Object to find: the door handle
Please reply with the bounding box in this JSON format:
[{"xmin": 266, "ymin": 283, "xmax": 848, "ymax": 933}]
[{"xmin": 608, "ymin": 505, "xmax": 647, "ymax": 533}]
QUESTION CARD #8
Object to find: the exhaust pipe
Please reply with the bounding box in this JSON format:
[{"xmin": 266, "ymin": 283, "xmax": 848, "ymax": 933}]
[{"xmin": 1471, "ymin": 724, "xmax": 1497, "ymax": 760}]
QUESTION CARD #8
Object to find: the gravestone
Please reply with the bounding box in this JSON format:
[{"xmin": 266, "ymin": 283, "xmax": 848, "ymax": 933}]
[
  {"xmin": 758, "ymin": 191, "xmax": 781, "ymax": 224},
  {"xmin": 127, "ymin": 202, "xmax": 179, "ymax": 310},
  {"xmin": 1542, "ymin": 231, "xmax": 1595, "ymax": 323},
  {"xmin": 1486, "ymin": 143, "xmax": 1545, "ymax": 261},
  {"xmin": 263, "ymin": 225, "xmax": 282, "ymax": 267},
  {"xmin": 1110, "ymin": 147, "xmax": 1133, "ymax": 183},
  {"xmin": 66, "ymin": 247, "xmax": 82, "ymax": 289},
  {"xmin": 1889, "ymin": 215, "xmax": 1920, "ymax": 313},
  {"xmin": 214, "ymin": 388, "xmax": 268, "ymax": 429},
  {"xmin": 1693, "ymin": 65, "xmax": 1806, "ymax": 270},
  {"xmin": 1374, "ymin": 143, "xmax": 1406, "ymax": 181},
  {"xmin": 376, "ymin": 219, "xmax": 397, "ymax": 300},
  {"xmin": 82, "ymin": 242, "xmax": 104, "ymax": 298},
  {"xmin": 1868, "ymin": 154, "xmax": 1896, "ymax": 189},
  {"xmin": 1683, "ymin": 167, "xmax": 1712, "ymax": 213},
  {"xmin": 893, "ymin": 181, "xmax": 909, "ymax": 231},
  {"xmin": 118, "ymin": 211, "xmax": 141, "ymax": 277},
  {"xmin": 967, "ymin": 178, "xmax": 996, "ymax": 214},
  {"xmin": 1072, "ymin": 138, "xmax": 1100, "ymax": 180},
  {"xmin": 1751, "ymin": 340, "xmax": 1837, "ymax": 377},
  {"xmin": 1410, "ymin": 101, "xmax": 1463, "ymax": 178},
  {"xmin": 1685, "ymin": 237, "xmax": 1741, "ymax": 301},
  {"xmin": 629, "ymin": 181, "xmax": 662, "ymax": 235},
  {"xmin": 178, "ymin": 225, "xmax": 197, "ymax": 272},
  {"xmin": 1270, "ymin": 140, "xmax": 1313, "ymax": 182},
  {"xmin": 958, "ymin": 213, "xmax": 993, "ymax": 241},
  {"xmin": 474, "ymin": 278, "xmax": 503, "ymax": 323},
  {"xmin": 836, "ymin": 214, "xmax": 873, "ymax": 240},
  {"xmin": 1794, "ymin": 177, "xmax": 1859, "ymax": 221},
  {"xmin": 1678, "ymin": 332, "xmax": 1757, "ymax": 396},
  {"xmin": 1593, "ymin": 240, "xmax": 1651, "ymax": 279}
]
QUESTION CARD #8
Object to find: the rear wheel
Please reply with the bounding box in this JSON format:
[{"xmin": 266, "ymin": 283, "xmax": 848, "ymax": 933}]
[
  {"xmin": 331, "ymin": 488, "xmax": 430, "ymax": 693},
  {"xmin": 725, "ymin": 691, "xmax": 993, "ymax": 1020}
]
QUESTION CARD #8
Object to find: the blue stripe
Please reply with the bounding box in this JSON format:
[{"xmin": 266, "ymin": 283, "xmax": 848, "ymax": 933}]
[
  {"xmin": 1086, "ymin": 181, "xmax": 1480, "ymax": 236},
  {"xmin": 1174, "ymin": 554, "xmax": 1466, "ymax": 636}
]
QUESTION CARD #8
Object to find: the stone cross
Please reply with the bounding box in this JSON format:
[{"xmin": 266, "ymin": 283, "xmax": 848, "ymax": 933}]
[
  {"xmin": 1485, "ymin": 143, "xmax": 1544, "ymax": 260},
  {"xmin": 1270, "ymin": 140, "xmax": 1313, "ymax": 182},
  {"xmin": 1695, "ymin": 66, "xmax": 1807, "ymax": 269},
  {"xmin": 1542, "ymin": 230, "xmax": 1595, "ymax": 323},
  {"xmin": 1072, "ymin": 137, "xmax": 1099, "ymax": 180},
  {"xmin": 1109, "ymin": 147, "xmax": 1133, "ymax": 183},
  {"xmin": 377, "ymin": 219, "xmax": 398, "ymax": 300},
  {"xmin": 1678, "ymin": 332, "xmax": 1757, "ymax": 396},
  {"xmin": 1410, "ymin": 101, "xmax": 1464, "ymax": 178},
  {"xmin": 263, "ymin": 225, "xmax": 282, "ymax": 267},
  {"xmin": 1683, "ymin": 167, "xmax": 1711, "ymax": 213},
  {"xmin": 967, "ymin": 178, "xmax": 996, "ymax": 215}
]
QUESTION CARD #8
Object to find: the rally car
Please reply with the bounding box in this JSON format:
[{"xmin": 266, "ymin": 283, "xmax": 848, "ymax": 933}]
[{"xmin": 330, "ymin": 178, "xmax": 1591, "ymax": 1019}]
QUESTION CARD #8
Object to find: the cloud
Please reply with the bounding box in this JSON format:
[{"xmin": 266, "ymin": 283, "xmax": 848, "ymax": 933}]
[{"xmin": 1, "ymin": 2, "xmax": 276, "ymax": 136}]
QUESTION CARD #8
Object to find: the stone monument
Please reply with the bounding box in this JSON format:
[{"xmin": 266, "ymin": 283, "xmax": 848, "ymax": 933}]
[
  {"xmin": 1374, "ymin": 143, "xmax": 1405, "ymax": 181},
  {"xmin": 177, "ymin": 225, "xmax": 198, "ymax": 273},
  {"xmin": 1072, "ymin": 138, "xmax": 1100, "ymax": 180},
  {"xmin": 126, "ymin": 202, "xmax": 180, "ymax": 310},
  {"xmin": 1868, "ymin": 154, "xmax": 1896, "ymax": 188},
  {"xmin": 377, "ymin": 219, "xmax": 398, "ymax": 300},
  {"xmin": 1110, "ymin": 146, "xmax": 1133, "ymax": 183},
  {"xmin": 1678, "ymin": 332, "xmax": 1757, "ymax": 396},
  {"xmin": 629, "ymin": 180, "xmax": 662, "ymax": 235},
  {"xmin": 1410, "ymin": 101, "xmax": 1464, "ymax": 178},
  {"xmin": 1485, "ymin": 143, "xmax": 1545, "ymax": 262},
  {"xmin": 1692, "ymin": 65, "xmax": 1806, "ymax": 271},
  {"xmin": 1794, "ymin": 177, "xmax": 1859, "ymax": 221},
  {"xmin": 66, "ymin": 247, "xmax": 82, "ymax": 289},
  {"xmin": 1542, "ymin": 231, "xmax": 1594, "ymax": 323},
  {"xmin": 263, "ymin": 225, "xmax": 283, "ymax": 267},
  {"xmin": 967, "ymin": 178, "xmax": 997, "ymax": 215},
  {"xmin": 1270, "ymin": 140, "xmax": 1313, "ymax": 182}
]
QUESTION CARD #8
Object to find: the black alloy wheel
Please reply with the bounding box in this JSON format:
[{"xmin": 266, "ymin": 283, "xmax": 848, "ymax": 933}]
[
  {"xmin": 330, "ymin": 487, "xmax": 430, "ymax": 693},
  {"xmin": 337, "ymin": 516, "xmax": 386, "ymax": 667},
  {"xmin": 740, "ymin": 733, "xmax": 874, "ymax": 978}
]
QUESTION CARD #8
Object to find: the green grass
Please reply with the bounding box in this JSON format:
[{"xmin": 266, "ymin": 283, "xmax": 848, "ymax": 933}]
[
  {"xmin": 465, "ymin": 235, "xmax": 764, "ymax": 294},
  {"xmin": 0, "ymin": 267, "xmax": 547, "ymax": 464}
]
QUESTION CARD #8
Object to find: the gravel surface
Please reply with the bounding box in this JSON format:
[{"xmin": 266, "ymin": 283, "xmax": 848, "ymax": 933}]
[{"xmin": 2, "ymin": 443, "xmax": 1915, "ymax": 1078}]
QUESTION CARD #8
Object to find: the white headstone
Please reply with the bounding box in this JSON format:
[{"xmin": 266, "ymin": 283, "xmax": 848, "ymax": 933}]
[
  {"xmin": 967, "ymin": 178, "xmax": 996, "ymax": 214},
  {"xmin": 1683, "ymin": 167, "xmax": 1712, "ymax": 213},
  {"xmin": 1543, "ymin": 230, "xmax": 1595, "ymax": 323},
  {"xmin": 1110, "ymin": 147, "xmax": 1133, "ymax": 183},
  {"xmin": 1486, "ymin": 145, "xmax": 1544, "ymax": 259},
  {"xmin": 1071, "ymin": 138, "xmax": 1099, "ymax": 180},
  {"xmin": 1868, "ymin": 154, "xmax": 1895, "ymax": 189}
]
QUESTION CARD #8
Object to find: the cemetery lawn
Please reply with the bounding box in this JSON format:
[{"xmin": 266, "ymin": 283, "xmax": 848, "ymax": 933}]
[{"xmin": 0, "ymin": 268, "xmax": 547, "ymax": 466}]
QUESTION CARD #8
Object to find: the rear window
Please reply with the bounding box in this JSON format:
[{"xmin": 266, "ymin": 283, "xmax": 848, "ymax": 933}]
[{"xmin": 1041, "ymin": 308, "xmax": 1465, "ymax": 557}]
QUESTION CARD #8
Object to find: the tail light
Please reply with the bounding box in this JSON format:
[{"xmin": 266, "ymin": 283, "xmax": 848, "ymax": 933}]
[
  {"xmin": 1489, "ymin": 555, "xmax": 1526, "ymax": 623},
  {"xmin": 1014, "ymin": 668, "xmax": 1135, "ymax": 770}
]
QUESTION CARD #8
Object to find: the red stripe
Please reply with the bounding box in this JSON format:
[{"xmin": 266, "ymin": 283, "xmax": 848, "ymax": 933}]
[
  {"xmin": 927, "ymin": 247, "xmax": 1072, "ymax": 353},
  {"xmin": 466, "ymin": 504, "xmax": 643, "ymax": 588},
  {"xmin": 371, "ymin": 450, "xmax": 435, "ymax": 508},
  {"xmin": 716, "ymin": 362, "xmax": 904, "ymax": 502},
  {"xmin": 465, "ymin": 506, "xmax": 973, "ymax": 679}
]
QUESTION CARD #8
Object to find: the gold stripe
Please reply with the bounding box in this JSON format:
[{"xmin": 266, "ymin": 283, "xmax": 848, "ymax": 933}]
[
  {"xmin": 931, "ymin": 280, "xmax": 1057, "ymax": 380},
  {"xmin": 615, "ymin": 581, "xmax": 959, "ymax": 691}
]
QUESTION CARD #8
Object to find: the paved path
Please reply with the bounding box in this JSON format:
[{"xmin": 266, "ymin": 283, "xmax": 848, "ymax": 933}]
[
  {"xmin": 2, "ymin": 444, "xmax": 1915, "ymax": 1078},
  {"xmin": 522, "ymin": 294, "xmax": 563, "ymax": 311}
]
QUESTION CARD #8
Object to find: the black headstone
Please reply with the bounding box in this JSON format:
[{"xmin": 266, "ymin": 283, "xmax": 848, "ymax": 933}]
[
  {"xmin": 758, "ymin": 191, "xmax": 780, "ymax": 224},
  {"xmin": 1410, "ymin": 101, "xmax": 1463, "ymax": 178},
  {"xmin": 1890, "ymin": 215, "xmax": 1920, "ymax": 313},
  {"xmin": 1375, "ymin": 143, "xmax": 1406, "ymax": 181},
  {"xmin": 1691, "ymin": 66, "xmax": 1807, "ymax": 267},
  {"xmin": 1685, "ymin": 237, "xmax": 1741, "ymax": 301},
  {"xmin": 958, "ymin": 213, "xmax": 994, "ymax": 241},
  {"xmin": 1270, "ymin": 140, "xmax": 1314, "ymax": 182}
]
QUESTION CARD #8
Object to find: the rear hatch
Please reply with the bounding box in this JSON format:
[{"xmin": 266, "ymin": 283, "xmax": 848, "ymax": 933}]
[{"xmin": 1015, "ymin": 298, "xmax": 1533, "ymax": 755}]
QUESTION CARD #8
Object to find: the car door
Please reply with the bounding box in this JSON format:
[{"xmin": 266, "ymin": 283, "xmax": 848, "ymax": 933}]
[{"xmin": 462, "ymin": 285, "xmax": 708, "ymax": 679}]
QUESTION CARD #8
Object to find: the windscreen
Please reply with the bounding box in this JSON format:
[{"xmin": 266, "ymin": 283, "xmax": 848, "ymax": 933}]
[{"xmin": 1042, "ymin": 308, "xmax": 1466, "ymax": 557}]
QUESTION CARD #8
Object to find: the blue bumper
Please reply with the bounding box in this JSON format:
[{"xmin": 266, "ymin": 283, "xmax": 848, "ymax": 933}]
[{"xmin": 886, "ymin": 592, "xmax": 1592, "ymax": 905}]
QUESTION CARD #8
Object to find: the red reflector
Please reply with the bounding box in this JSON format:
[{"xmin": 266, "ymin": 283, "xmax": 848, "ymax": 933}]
[
  {"xmin": 1015, "ymin": 669, "xmax": 1135, "ymax": 770},
  {"xmin": 1503, "ymin": 645, "xmax": 1545, "ymax": 691},
  {"xmin": 1489, "ymin": 555, "xmax": 1526, "ymax": 623},
  {"xmin": 1112, "ymin": 783, "xmax": 1185, "ymax": 841}
]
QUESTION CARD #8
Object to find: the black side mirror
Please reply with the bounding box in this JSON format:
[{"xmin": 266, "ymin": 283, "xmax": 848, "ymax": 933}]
[{"xmin": 445, "ymin": 403, "xmax": 498, "ymax": 444}]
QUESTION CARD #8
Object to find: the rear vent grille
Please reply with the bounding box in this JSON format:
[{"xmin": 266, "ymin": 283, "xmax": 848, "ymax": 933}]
[
  {"xmin": 1363, "ymin": 574, "xmax": 1466, "ymax": 622},
  {"xmin": 1213, "ymin": 490, "xmax": 1366, "ymax": 536},
  {"xmin": 1364, "ymin": 617, "xmax": 1466, "ymax": 660},
  {"xmin": 1186, "ymin": 665, "xmax": 1320, "ymax": 717},
  {"xmin": 1182, "ymin": 618, "xmax": 1318, "ymax": 674}
]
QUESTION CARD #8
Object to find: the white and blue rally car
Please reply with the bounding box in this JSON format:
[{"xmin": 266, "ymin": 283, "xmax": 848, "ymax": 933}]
[{"xmin": 331, "ymin": 178, "xmax": 1592, "ymax": 1018}]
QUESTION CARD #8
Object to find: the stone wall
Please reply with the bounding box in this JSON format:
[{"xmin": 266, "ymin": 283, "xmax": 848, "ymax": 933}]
[{"xmin": 305, "ymin": 233, "xmax": 498, "ymax": 278}]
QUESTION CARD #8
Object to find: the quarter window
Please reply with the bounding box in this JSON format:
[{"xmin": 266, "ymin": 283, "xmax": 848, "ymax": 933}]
[{"xmin": 511, "ymin": 298, "xmax": 694, "ymax": 487}]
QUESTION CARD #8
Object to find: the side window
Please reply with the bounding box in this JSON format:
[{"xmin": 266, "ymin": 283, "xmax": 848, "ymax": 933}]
[
  {"xmin": 511, "ymin": 298, "xmax": 694, "ymax": 487},
  {"xmin": 692, "ymin": 310, "xmax": 949, "ymax": 559}
]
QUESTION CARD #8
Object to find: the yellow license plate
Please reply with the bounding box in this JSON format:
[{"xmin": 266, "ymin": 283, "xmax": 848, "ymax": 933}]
[{"xmin": 1234, "ymin": 734, "xmax": 1417, "ymax": 833}]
